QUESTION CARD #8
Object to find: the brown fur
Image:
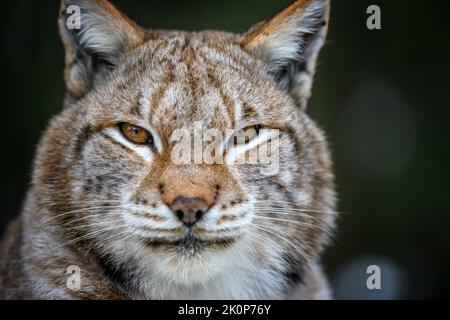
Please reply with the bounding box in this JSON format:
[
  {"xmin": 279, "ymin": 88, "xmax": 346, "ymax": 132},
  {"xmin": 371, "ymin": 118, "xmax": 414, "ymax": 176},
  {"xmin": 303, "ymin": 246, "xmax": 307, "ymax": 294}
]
[{"xmin": 0, "ymin": 0, "xmax": 336, "ymax": 299}]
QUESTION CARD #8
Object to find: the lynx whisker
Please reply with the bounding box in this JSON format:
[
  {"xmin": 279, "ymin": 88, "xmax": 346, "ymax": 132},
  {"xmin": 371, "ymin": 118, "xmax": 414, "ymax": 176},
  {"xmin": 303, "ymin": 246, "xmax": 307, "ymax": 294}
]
[
  {"xmin": 51, "ymin": 205, "xmax": 128, "ymax": 219},
  {"xmin": 56, "ymin": 224, "xmax": 126, "ymax": 249},
  {"xmin": 252, "ymin": 224, "xmax": 313, "ymax": 267}
]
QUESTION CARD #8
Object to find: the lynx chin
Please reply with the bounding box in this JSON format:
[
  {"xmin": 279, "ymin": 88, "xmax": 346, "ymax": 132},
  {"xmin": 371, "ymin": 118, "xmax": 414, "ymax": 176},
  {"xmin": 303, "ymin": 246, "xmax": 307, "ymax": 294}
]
[{"xmin": 0, "ymin": 0, "xmax": 337, "ymax": 299}]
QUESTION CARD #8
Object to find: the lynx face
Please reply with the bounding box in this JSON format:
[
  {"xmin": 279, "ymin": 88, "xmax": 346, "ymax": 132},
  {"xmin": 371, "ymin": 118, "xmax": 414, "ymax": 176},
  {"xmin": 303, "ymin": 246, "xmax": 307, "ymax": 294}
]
[{"xmin": 30, "ymin": 0, "xmax": 335, "ymax": 298}]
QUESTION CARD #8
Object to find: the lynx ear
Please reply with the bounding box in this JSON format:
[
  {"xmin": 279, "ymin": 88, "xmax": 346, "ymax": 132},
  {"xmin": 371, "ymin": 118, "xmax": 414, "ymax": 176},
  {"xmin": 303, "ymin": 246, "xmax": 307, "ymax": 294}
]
[
  {"xmin": 58, "ymin": 0, "xmax": 145, "ymax": 99},
  {"xmin": 242, "ymin": 0, "xmax": 329, "ymax": 109}
]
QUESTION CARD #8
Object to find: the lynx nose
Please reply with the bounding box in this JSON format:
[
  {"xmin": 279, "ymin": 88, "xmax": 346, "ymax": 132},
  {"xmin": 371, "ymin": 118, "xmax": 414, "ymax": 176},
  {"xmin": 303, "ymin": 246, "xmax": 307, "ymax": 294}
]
[{"xmin": 170, "ymin": 197, "xmax": 209, "ymax": 227}]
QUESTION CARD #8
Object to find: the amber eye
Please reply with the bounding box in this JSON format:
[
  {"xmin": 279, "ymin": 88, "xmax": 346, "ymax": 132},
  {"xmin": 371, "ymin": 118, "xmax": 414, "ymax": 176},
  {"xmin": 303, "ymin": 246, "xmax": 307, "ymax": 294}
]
[
  {"xmin": 233, "ymin": 125, "xmax": 261, "ymax": 145},
  {"xmin": 119, "ymin": 123, "xmax": 152, "ymax": 145}
]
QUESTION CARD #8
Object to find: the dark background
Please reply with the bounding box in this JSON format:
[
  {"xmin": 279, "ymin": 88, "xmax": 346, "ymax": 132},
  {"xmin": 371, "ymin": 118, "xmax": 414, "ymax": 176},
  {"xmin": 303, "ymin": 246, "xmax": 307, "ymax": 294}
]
[{"xmin": 1, "ymin": 0, "xmax": 449, "ymax": 299}]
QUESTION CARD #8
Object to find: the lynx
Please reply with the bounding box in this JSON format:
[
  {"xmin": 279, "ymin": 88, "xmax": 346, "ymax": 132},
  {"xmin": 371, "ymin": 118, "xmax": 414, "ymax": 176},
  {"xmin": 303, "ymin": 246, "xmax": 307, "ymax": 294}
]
[{"xmin": 0, "ymin": 0, "xmax": 336, "ymax": 299}]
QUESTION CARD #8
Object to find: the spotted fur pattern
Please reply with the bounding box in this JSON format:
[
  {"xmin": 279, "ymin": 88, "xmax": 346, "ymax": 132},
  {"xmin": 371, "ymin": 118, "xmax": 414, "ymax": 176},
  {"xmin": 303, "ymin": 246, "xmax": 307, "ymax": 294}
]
[{"xmin": 0, "ymin": 0, "xmax": 336, "ymax": 299}]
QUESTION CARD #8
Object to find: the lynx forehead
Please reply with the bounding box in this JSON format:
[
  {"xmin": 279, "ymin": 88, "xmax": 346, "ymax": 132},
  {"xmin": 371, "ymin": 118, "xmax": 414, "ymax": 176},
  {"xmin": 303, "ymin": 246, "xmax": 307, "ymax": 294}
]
[{"xmin": 0, "ymin": 0, "xmax": 336, "ymax": 300}]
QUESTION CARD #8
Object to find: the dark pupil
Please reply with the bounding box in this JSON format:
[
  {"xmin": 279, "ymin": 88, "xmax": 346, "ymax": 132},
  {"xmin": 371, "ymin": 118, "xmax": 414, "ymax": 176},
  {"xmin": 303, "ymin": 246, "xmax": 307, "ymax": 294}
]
[{"xmin": 133, "ymin": 128, "xmax": 139, "ymax": 136}]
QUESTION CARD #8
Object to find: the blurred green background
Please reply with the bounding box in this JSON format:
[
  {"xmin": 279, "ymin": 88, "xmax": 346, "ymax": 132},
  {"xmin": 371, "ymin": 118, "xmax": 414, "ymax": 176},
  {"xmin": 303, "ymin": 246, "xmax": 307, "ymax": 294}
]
[{"xmin": 1, "ymin": 0, "xmax": 449, "ymax": 299}]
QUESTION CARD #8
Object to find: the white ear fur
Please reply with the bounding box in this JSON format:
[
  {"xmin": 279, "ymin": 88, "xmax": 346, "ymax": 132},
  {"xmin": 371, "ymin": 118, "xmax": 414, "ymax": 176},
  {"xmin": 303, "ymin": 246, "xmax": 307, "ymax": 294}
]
[
  {"xmin": 59, "ymin": 0, "xmax": 144, "ymax": 99},
  {"xmin": 243, "ymin": 0, "xmax": 330, "ymax": 109},
  {"xmin": 72, "ymin": 0, "xmax": 143, "ymax": 59}
]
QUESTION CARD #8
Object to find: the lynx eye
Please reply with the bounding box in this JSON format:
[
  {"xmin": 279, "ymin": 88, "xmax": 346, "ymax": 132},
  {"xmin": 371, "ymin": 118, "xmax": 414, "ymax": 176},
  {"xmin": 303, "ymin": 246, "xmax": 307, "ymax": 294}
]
[
  {"xmin": 119, "ymin": 123, "xmax": 153, "ymax": 145},
  {"xmin": 233, "ymin": 125, "xmax": 261, "ymax": 145}
]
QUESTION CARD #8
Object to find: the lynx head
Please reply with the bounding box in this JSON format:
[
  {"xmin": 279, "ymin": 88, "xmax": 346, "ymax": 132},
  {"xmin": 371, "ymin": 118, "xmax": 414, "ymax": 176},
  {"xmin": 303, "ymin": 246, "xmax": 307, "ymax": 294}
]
[{"xmin": 35, "ymin": 0, "xmax": 335, "ymax": 296}]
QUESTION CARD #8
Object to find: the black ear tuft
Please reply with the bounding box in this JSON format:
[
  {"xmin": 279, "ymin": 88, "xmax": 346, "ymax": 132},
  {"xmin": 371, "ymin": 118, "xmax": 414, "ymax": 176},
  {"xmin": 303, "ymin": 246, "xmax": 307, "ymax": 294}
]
[{"xmin": 243, "ymin": 0, "xmax": 330, "ymax": 109}]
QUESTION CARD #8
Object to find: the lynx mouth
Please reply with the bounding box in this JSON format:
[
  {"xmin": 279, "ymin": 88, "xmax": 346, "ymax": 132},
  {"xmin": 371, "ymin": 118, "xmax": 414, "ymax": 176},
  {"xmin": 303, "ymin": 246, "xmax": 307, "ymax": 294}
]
[{"xmin": 144, "ymin": 234, "xmax": 237, "ymax": 250}]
